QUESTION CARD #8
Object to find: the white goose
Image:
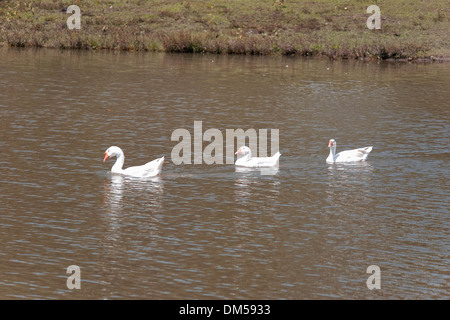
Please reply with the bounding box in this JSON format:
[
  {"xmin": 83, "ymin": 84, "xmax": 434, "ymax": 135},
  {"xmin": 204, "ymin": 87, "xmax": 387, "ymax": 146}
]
[
  {"xmin": 235, "ymin": 146, "xmax": 281, "ymax": 167},
  {"xmin": 103, "ymin": 146, "xmax": 164, "ymax": 177},
  {"xmin": 326, "ymin": 139, "xmax": 372, "ymax": 163}
]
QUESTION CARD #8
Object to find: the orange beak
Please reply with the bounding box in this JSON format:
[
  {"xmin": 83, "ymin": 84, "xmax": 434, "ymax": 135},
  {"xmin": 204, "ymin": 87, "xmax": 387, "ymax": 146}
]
[
  {"xmin": 235, "ymin": 148, "xmax": 241, "ymax": 155},
  {"xmin": 103, "ymin": 152, "xmax": 109, "ymax": 162},
  {"xmin": 328, "ymin": 141, "xmax": 333, "ymax": 147}
]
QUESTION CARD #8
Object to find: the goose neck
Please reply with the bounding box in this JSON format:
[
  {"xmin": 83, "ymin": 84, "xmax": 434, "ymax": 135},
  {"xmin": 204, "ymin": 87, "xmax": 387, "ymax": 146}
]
[
  {"xmin": 111, "ymin": 153, "xmax": 125, "ymax": 173},
  {"xmin": 329, "ymin": 146, "xmax": 336, "ymax": 158}
]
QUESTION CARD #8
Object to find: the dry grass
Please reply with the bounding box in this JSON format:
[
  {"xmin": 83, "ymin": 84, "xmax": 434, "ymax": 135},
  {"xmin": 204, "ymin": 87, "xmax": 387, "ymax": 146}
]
[{"xmin": 0, "ymin": 0, "xmax": 449, "ymax": 60}]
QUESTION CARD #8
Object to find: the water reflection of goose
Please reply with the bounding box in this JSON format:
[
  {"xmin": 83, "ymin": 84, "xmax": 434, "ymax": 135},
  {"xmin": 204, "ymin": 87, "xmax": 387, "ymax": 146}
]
[
  {"xmin": 327, "ymin": 161, "xmax": 374, "ymax": 183},
  {"xmin": 232, "ymin": 168, "xmax": 281, "ymax": 249},
  {"xmin": 105, "ymin": 174, "xmax": 164, "ymax": 214},
  {"xmin": 103, "ymin": 174, "xmax": 125, "ymax": 241},
  {"xmin": 234, "ymin": 171, "xmax": 257, "ymax": 206},
  {"xmin": 235, "ymin": 166, "xmax": 279, "ymax": 176},
  {"xmin": 103, "ymin": 146, "xmax": 164, "ymax": 177},
  {"xmin": 103, "ymin": 174, "xmax": 164, "ymax": 241},
  {"xmin": 326, "ymin": 162, "xmax": 374, "ymax": 208},
  {"xmin": 234, "ymin": 168, "xmax": 281, "ymax": 206},
  {"xmin": 109, "ymin": 174, "xmax": 125, "ymax": 208},
  {"xmin": 101, "ymin": 174, "xmax": 164, "ymax": 286}
]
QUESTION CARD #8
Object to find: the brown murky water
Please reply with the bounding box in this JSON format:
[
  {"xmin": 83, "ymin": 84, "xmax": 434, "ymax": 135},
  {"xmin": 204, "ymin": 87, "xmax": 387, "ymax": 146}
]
[{"xmin": 0, "ymin": 48, "xmax": 448, "ymax": 299}]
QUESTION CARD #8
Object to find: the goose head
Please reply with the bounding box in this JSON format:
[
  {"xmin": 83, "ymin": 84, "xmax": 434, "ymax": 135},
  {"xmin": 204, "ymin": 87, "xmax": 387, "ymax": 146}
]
[
  {"xmin": 328, "ymin": 139, "xmax": 336, "ymax": 148},
  {"xmin": 103, "ymin": 146, "xmax": 123, "ymax": 162},
  {"xmin": 235, "ymin": 146, "xmax": 251, "ymax": 157}
]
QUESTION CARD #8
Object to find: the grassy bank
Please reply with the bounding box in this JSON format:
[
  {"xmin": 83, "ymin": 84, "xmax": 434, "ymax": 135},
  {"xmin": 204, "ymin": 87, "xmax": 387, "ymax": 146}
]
[{"xmin": 0, "ymin": 0, "xmax": 449, "ymax": 60}]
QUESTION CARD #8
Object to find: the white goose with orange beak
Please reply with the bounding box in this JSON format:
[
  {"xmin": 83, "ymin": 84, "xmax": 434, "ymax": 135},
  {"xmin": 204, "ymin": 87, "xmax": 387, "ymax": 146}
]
[
  {"xmin": 103, "ymin": 146, "xmax": 164, "ymax": 177},
  {"xmin": 235, "ymin": 146, "xmax": 281, "ymax": 167},
  {"xmin": 326, "ymin": 139, "xmax": 372, "ymax": 164}
]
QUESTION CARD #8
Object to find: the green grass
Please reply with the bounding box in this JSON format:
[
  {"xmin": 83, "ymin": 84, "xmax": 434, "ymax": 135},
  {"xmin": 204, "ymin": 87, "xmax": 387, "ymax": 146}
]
[{"xmin": 0, "ymin": 0, "xmax": 449, "ymax": 60}]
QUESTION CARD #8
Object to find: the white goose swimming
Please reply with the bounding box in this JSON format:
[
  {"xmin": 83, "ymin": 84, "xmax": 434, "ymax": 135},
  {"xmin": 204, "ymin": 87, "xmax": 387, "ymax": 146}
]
[
  {"xmin": 235, "ymin": 146, "xmax": 281, "ymax": 167},
  {"xmin": 326, "ymin": 139, "xmax": 372, "ymax": 163},
  {"xmin": 103, "ymin": 146, "xmax": 164, "ymax": 177}
]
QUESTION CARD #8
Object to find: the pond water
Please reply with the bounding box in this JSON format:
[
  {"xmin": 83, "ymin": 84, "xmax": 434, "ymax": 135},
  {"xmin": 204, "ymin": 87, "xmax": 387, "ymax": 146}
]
[{"xmin": 0, "ymin": 48, "xmax": 448, "ymax": 299}]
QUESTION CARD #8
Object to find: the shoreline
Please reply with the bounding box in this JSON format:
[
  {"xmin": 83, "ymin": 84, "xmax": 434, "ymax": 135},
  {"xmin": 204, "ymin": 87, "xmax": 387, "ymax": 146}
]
[
  {"xmin": 3, "ymin": 46, "xmax": 450, "ymax": 64},
  {"xmin": 1, "ymin": 0, "xmax": 449, "ymax": 62}
]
